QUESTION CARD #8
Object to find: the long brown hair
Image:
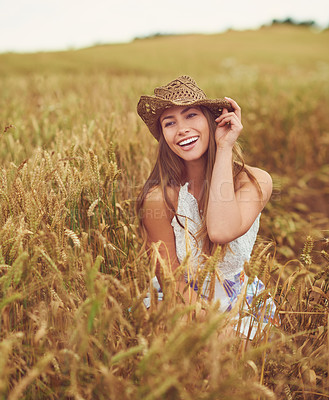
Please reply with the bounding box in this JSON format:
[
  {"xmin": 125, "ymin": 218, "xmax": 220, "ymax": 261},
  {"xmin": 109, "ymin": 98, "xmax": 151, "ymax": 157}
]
[{"xmin": 136, "ymin": 106, "xmax": 261, "ymax": 256}]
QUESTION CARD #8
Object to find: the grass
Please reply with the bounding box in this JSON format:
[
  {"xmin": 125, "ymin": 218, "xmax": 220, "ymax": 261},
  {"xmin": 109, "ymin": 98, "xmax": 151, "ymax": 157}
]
[{"xmin": 0, "ymin": 24, "xmax": 328, "ymax": 399}]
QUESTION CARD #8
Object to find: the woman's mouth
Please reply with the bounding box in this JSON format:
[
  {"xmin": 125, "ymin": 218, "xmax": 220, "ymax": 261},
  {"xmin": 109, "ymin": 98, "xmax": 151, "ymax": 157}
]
[{"xmin": 177, "ymin": 136, "xmax": 199, "ymax": 149}]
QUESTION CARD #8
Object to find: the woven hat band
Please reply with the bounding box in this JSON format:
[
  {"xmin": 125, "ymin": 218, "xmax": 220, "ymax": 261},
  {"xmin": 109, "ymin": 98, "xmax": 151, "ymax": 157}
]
[{"xmin": 154, "ymin": 75, "xmax": 207, "ymax": 103}]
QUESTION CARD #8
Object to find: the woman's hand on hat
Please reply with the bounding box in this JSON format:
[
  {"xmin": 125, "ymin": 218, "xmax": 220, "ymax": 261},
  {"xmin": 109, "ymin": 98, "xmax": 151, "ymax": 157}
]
[{"xmin": 214, "ymin": 97, "xmax": 243, "ymax": 150}]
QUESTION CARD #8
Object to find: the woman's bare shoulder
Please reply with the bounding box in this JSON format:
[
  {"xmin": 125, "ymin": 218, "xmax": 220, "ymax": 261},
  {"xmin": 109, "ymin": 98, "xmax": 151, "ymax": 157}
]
[
  {"xmin": 144, "ymin": 185, "xmax": 178, "ymax": 203},
  {"xmin": 246, "ymin": 165, "xmax": 272, "ymax": 184},
  {"xmin": 237, "ymin": 165, "xmax": 273, "ymax": 201},
  {"xmin": 143, "ymin": 185, "xmax": 179, "ymax": 219}
]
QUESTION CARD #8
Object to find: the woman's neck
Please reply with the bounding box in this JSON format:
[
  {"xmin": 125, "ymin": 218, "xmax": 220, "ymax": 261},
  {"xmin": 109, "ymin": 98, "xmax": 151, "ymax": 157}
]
[{"xmin": 184, "ymin": 158, "xmax": 206, "ymax": 201}]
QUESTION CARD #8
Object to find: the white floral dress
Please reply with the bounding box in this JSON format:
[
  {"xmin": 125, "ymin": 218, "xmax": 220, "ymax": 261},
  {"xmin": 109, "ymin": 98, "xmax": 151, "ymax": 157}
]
[{"xmin": 145, "ymin": 182, "xmax": 277, "ymax": 338}]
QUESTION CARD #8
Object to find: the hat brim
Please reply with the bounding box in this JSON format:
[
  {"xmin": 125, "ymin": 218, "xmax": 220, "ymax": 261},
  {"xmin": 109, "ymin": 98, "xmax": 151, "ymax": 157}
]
[{"xmin": 137, "ymin": 96, "xmax": 234, "ymax": 141}]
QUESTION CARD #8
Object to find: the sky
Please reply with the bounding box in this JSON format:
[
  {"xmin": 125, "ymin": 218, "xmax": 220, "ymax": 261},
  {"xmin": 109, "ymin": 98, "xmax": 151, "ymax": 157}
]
[{"xmin": 1, "ymin": 0, "xmax": 329, "ymax": 53}]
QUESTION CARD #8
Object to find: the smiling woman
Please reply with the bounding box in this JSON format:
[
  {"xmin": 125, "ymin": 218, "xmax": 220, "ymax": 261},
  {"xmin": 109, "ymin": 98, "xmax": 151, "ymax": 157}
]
[
  {"xmin": 136, "ymin": 75, "xmax": 276, "ymax": 338},
  {"xmin": 159, "ymin": 106, "xmax": 210, "ymax": 160}
]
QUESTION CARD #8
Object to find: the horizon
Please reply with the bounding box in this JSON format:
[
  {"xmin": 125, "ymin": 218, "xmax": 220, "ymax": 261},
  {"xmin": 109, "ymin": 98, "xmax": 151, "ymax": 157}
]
[
  {"xmin": 1, "ymin": 0, "xmax": 329, "ymax": 54},
  {"xmin": 1, "ymin": 19, "xmax": 327, "ymax": 56}
]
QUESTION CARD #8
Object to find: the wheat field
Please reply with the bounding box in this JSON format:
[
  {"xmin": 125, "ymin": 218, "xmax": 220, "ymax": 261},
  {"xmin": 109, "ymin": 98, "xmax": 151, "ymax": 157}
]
[{"xmin": 0, "ymin": 25, "xmax": 329, "ymax": 399}]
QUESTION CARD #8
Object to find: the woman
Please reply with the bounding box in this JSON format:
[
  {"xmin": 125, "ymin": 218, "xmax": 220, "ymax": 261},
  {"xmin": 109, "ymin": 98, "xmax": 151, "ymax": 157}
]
[{"xmin": 136, "ymin": 75, "xmax": 276, "ymax": 337}]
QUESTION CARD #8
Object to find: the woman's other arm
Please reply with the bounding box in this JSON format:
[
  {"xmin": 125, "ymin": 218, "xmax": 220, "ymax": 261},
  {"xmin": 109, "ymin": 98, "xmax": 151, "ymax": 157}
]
[{"xmin": 142, "ymin": 186, "xmax": 197, "ymax": 304}]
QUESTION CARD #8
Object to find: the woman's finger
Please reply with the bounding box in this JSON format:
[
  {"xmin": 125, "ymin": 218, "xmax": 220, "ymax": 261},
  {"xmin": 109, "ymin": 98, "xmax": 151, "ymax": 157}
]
[
  {"xmin": 216, "ymin": 112, "xmax": 240, "ymax": 126},
  {"xmin": 215, "ymin": 111, "xmax": 237, "ymax": 120},
  {"xmin": 224, "ymin": 97, "xmax": 242, "ymax": 121}
]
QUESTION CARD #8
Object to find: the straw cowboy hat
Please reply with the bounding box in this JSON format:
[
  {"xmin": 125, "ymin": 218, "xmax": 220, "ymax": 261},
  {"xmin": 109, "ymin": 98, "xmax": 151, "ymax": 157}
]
[{"xmin": 137, "ymin": 75, "xmax": 233, "ymax": 140}]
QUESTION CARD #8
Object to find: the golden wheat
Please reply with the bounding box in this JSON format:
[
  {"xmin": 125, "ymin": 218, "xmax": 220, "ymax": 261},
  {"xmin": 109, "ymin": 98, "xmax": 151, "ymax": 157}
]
[{"xmin": 0, "ymin": 25, "xmax": 328, "ymax": 399}]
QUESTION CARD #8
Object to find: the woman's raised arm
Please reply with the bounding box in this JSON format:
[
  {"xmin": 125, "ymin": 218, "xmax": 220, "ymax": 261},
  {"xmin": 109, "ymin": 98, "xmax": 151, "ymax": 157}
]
[{"xmin": 206, "ymin": 98, "xmax": 272, "ymax": 243}]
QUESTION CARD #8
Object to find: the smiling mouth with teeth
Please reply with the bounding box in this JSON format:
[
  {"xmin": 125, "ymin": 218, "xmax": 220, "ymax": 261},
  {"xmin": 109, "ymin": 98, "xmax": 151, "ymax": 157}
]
[{"xmin": 178, "ymin": 137, "xmax": 199, "ymax": 147}]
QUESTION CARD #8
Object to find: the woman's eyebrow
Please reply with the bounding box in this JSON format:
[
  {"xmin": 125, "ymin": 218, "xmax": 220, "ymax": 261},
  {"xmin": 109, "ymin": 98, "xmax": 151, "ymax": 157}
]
[
  {"xmin": 181, "ymin": 107, "xmax": 194, "ymax": 115},
  {"xmin": 161, "ymin": 107, "xmax": 194, "ymax": 123}
]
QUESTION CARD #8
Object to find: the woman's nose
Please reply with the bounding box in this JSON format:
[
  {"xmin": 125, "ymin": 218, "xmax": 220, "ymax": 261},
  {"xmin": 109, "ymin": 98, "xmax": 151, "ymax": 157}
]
[{"xmin": 177, "ymin": 122, "xmax": 190, "ymax": 135}]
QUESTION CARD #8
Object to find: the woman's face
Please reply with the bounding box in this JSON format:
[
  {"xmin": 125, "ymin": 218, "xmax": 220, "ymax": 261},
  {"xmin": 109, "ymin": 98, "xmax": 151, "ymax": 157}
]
[{"xmin": 159, "ymin": 106, "xmax": 210, "ymax": 162}]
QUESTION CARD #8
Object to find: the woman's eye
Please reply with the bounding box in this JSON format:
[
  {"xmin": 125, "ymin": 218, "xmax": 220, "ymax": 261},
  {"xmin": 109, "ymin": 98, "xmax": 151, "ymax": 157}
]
[
  {"xmin": 164, "ymin": 121, "xmax": 174, "ymax": 128},
  {"xmin": 187, "ymin": 113, "xmax": 197, "ymax": 119}
]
